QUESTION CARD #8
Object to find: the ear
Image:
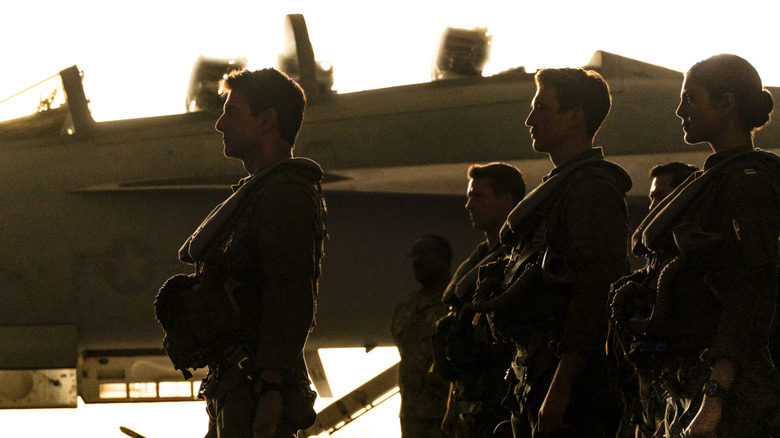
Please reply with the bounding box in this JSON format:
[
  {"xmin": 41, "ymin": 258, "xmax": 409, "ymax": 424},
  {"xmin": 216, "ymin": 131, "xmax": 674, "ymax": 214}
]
[
  {"xmin": 498, "ymin": 191, "xmax": 516, "ymax": 210},
  {"xmin": 717, "ymin": 92, "xmax": 737, "ymax": 115},
  {"xmin": 258, "ymin": 108, "xmax": 278, "ymax": 130},
  {"xmin": 564, "ymin": 107, "xmax": 585, "ymax": 130}
]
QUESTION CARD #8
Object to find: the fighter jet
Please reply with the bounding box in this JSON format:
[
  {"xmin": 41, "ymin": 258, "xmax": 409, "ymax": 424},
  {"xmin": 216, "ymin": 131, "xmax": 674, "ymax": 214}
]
[{"xmin": 0, "ymin": 14, "xmax": 777, "ymax": 435}]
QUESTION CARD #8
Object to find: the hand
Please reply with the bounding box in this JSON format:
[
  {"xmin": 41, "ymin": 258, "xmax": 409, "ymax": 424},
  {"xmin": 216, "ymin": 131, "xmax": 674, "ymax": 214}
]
[
  {"xmin": 683, "ymin": 359, "xmax": 731, "ymax": 438},
  {"xmin": 683, "ymin": 396, "xmax": 721, "ymax": 438},
  {"xmin": 440, "ymin": 403, "xmax": 457, "ymax": 437},
  {"xmin": 652, "ymin": 422, "xmax": 665, "ymax": 438},
  {"xmin": 494, "ymin": 420, "xmax": 514, "ymax": 438},
  {"xmin": 537, "ymin": 388, "xmax": 570, "ymax": 437},
  {"xmin": 537, "ymin": 351, "xmax": 582, "ymax": 437},
  {"xmin": 440, "ymin": 385, "xmax": 457, "ymax": 437},
  {"xmin": 253, "ymin": 390, "xmax": 283, "ymax": 438}
]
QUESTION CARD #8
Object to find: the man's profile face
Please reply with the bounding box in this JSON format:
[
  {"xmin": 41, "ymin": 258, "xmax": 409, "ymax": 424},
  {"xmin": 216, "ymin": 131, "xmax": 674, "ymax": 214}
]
[
  {"xmin": 525, "ymin": 85, "xmax": 570, "ymax": 155},
  {"xmin": 215, "ymin": 90, "xmax": 264, "ymax": 161},
  {"xmin": 465, "ymin": 177, "xmax": 514, "ymax": 232},
  {"xmin": 648, "ymin": 174, "xmax": 674, "ymax": 211}
]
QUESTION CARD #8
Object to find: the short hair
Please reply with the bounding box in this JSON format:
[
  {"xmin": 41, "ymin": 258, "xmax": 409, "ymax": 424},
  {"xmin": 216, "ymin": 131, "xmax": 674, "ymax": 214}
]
[
  {"xmin": 686, "ymin": 54, "xmax": 774, "ymax": 132},
  {"xmin": 650, "ymin": 162, "xmax": 699, "ymax": 189},
  {"xmin": 416, "ymin": 234, "xmax": 453, "ymax": 265},
  {"xmin": 535, "ymin": 68, "xmax": 612, "ymax": 139},
  {"xmin": 467, "ymin": 162, "xmax": 526, "ymax": 205},
  {"xmin": 220, "ymin": 68, "xmax": 306, "ymax": 145}
]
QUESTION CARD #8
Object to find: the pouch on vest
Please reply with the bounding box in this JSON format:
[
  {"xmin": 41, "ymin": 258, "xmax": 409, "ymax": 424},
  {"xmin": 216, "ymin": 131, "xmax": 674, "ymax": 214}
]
[
  {"xmin": 283, "ymin": 370, "xmax": 318, "ymax": 431},
  {"xmin": 154, "ymin": 273, "xmax": 209, "ymax": 379},
  {"xmin": 432, "ymin": 308, "xmax": 478, "ymax": 382}
]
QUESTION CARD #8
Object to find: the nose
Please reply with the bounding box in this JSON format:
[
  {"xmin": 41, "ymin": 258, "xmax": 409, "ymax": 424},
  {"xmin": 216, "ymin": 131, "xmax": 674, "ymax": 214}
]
[
  {"xmin": 215, "ymin": 113, "xmax": 225, "ymax": 133},
  {"xmin": 676, "ymin": 99, "xmax": 686, "ymax": 121},
  {"xmin": 525, "ymin": 109, "xmax": 535, "ymax": 127}
]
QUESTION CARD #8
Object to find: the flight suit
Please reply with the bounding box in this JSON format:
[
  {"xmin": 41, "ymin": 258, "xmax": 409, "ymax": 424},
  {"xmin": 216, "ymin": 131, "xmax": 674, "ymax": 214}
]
[
  {"xmin": 179, "ymin": 158, "xmax": 327, "ymax": 438},
  {"xmin": 623, "ymin": 147, "xmax": 780, "ymax": 437},
  {"xmin": 439, "ymin": 241, "xmax": 514, "ymax": 438},
  {"xmin": 485, "ymin": 148, "xmax": 631, "ymax": 438}
]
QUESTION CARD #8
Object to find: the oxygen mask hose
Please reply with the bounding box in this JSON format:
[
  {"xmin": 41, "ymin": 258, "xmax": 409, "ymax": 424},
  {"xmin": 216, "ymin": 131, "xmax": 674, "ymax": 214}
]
[{"xmin": 472, "ymin": 262, "xmax": 540, "ymax": 314}]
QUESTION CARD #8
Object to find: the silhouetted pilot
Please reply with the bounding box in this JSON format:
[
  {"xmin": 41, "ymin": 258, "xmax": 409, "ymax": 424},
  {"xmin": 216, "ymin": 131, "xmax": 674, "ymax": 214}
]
[
  {"xmin": 438, "ymin": 163, "xmax": 525, "ymax": 438},
  {"xmin": 174, "ymin": 68, "xmax": 326, "ymax": 438},
  {"xmin": 648, "ymin": 162, "xmax": 699, "ymax": 211},
  {"xmin": 392, "ymin": 235, "xmax": 452, "ymax": 438}
]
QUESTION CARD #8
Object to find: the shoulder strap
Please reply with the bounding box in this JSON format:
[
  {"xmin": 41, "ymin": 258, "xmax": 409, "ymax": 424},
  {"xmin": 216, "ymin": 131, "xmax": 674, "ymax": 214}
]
[
  {"xmin": 179, "ymin": 163, "xmax": 283, "ymax": 263},
  {"xmin": 501, "ymin": 157, "xmax": 627, "ymax": 245},
  {"xmin": 635, "ymin": 149, "xmax": 780, "ymax": 254},
  {"xmin": 179, "ymin": 159, "xmax": 325, "ymax": 263}
]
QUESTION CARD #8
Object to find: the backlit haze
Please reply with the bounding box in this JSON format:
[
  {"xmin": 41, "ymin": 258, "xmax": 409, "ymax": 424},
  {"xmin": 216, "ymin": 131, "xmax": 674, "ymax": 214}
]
[
  {"xmin": 2, "ymin": 0, "xmax": 779, "ymax": 122},
  {"xmin": 1, "ymin": 0, "xmax": 779, "ymax": 437}
]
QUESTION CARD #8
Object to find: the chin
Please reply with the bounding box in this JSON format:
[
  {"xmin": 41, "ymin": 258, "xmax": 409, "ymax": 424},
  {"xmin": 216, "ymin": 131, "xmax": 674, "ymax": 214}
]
[
  {"xmin": 531, "ymin": 141, "xmax": 549, "ymax": 154},
  {"xmin": 682, "ymin": 133, "xmax": 705, "ymax": 146},
  {"xmin": 223, "ymin": 145, "xmax": 237, "ymax": 159}
]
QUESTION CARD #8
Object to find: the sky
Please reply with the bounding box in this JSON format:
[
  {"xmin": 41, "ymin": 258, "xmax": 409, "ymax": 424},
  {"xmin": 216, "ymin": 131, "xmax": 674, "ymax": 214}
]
[{"xmin": 2, "ymin": 0, "xmax": 779, "ymax": 122}]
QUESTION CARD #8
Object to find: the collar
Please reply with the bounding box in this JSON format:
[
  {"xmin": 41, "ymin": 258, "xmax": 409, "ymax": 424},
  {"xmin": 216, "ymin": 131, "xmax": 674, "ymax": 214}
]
[
  {"xmin": 633, "ymin": 147, "xmax": 759, "ymax": 254},
  {"xmin": 546, "ymin": 147, "xmax": 605, "ymax": 181},
  {"xmin": 703, "ymin": 146, "xmax": 754, "ymax": 170},
  {"xmin": 501, "ymin": 147, "xmax": 608, "ymax": 244},
  {"xmin": 231, "ymin": 176, "xmax": 252, "ymax": 192}
]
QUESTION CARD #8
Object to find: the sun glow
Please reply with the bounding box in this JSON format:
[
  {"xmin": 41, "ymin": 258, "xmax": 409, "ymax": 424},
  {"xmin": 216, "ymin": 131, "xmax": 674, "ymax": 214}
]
[
  {"xmin": 0, "ymin": 348, "xmax": 400, "ymax": 438},
  {"xmin": 2, "ymin": 1, "xmax": 778, "ymax": 123}
]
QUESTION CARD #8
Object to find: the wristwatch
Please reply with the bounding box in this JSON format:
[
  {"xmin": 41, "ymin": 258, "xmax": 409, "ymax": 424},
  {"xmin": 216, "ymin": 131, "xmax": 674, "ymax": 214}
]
[{"xmin": 702, "ymin": 379, "xmax": 725, "ymax": 397}]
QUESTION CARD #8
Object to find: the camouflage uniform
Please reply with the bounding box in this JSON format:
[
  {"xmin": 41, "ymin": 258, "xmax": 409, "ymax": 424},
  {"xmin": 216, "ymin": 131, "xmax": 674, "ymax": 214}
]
[{"xmin": 392, "ymin": 286, "xmax": 450, "ymax": 438}]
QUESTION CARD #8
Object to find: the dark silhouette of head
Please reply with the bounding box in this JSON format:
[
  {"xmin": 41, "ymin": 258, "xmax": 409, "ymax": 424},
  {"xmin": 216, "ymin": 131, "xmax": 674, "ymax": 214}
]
[
  {"xmin": 220, "ymin": 68, "xmax": 307, "ymax": 145},
  {"xmin": 648, "ymin": 162, "xmax": 699, "ymax": 210},
  {"xmin": 534, "ymin": 68, "xmax": 612, "ymax": 139},
  {"xmin": 686, "ymin": 54, "xmax": 774, "ymax": 133},
  {"xmin": 467, "ymin": 162, "xmax": 526, "ymax": 206},
  {"xmin": 650, "ymin": 162, "xmax": 699, "ymax": 189},
  {"xmin": 408, "ymin": 235, "xmax": 452, "ymax": 288}
]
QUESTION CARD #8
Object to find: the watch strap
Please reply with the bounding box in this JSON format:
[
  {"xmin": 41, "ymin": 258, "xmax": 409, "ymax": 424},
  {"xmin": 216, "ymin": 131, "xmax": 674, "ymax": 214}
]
[{"xmin": 702, "ymin": 379, "xmax": 724, "ymax": 397}]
